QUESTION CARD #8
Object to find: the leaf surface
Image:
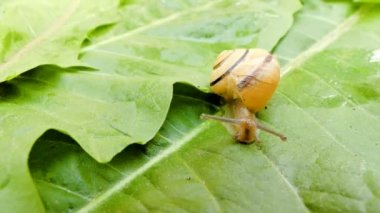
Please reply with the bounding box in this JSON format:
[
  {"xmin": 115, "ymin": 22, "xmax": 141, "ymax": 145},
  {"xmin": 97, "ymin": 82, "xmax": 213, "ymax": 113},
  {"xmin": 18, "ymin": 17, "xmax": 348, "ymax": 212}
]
[
  {"xmin": 30, "ymin": 92, "xmax": 309, "ymax": 213},
  {"xmin": 0, "ymin": 0, "xmax": 119, "ymax": 82},
  {"xmin": 76, "ymin": 0, "xmax": 301, "ymax": 161},
  {"xmin": 31, "ymin": 2, "xmax": 380, "ymax": 212},
  {"xmin": 274, "ymin": 0, "xmax": 357, "ymax": 65},
  {"xmin": 353, "ymin": 0, "xmax": 380, "ymax": 2},
  {"xmin": 0, "ymin": 0, "xmax": 300, "ymax": 211}
]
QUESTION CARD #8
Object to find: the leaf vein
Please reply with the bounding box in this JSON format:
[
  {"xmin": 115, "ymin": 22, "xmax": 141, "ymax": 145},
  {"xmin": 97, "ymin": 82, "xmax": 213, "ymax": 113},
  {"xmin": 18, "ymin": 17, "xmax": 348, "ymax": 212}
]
[
  {"xmin": 258, "ymin": 151, "xmax": 310, "ymax": 212},
  {"xmin": 90, "ymin": 49, "xmax": 201, "ymax": 70},
  {"xmin": 34, "ymin": 179, "xmax": 90, "ymax": 201},
  {"xmin": 179, "ymin": 158, "xmax": 223, "ymax": 213},
  {"xmin": 141, "ymin": 175, "xmax": 188, "ymax": 212},
  {"xmin": 0, "ymin": 0, "xmax": 81, "ymax": 74},
  {"xmin": 281, "ymin": 4, "xmax": 373, "ymax": 77},
  {"xmin": 81, "ymin": 0, "xmax": 223, "ymax": 52},
  {"xmin": 77, "ymin": 122, "xmax": 211, "ymax": 212},
  {"xmin": 276, "ymin": 91, "xmax": 355, "ymax": 156},
  {"xmin": 299, "ymin": 13, "xmax": 338, "ymax": 26},
  {"xmin": 301, "ymin": 67, "xmax": 380, "ymax": 122}
]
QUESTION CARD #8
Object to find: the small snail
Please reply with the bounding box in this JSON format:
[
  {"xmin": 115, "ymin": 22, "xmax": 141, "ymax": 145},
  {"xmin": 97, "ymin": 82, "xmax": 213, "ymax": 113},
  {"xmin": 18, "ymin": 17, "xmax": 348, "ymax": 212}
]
[{"xmin": 201, "ymin": 49, "xmax": 286, "ymax": 143}]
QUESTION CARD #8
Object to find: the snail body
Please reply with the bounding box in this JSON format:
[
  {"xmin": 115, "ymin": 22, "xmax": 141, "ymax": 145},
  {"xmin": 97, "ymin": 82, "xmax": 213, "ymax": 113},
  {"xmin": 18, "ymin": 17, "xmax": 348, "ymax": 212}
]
[{"xmin": 202, "ymin": 49, "xmax": 286, "ymax": 143}]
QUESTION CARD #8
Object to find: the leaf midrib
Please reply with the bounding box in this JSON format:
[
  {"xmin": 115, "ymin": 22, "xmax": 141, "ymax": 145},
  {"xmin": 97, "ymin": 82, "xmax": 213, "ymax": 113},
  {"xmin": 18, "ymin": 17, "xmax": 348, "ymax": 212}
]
[
  {"xmin": 77, "ymin": 121, "xmax": 212, "ymax": 212},
  {"xmin": 281, "ymin": 4, "xmax": 373, "ymax": 77}
]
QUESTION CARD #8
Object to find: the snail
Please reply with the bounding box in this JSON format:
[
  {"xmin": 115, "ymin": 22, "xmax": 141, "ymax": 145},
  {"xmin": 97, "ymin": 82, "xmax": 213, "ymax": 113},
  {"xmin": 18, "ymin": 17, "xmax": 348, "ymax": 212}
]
[{"xmin": 201, "ymin": 49, "xmax": 286, "ymax": 143}]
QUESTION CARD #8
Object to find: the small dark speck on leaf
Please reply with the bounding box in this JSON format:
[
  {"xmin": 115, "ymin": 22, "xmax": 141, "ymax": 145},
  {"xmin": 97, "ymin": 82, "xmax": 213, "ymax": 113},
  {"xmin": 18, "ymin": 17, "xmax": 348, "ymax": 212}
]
[
  {"xmin": 186, "ymin": 176, "xmax": 192, "ymax": 181},
  {"xmin": 265, "ymin": 106, "xmax": 268, "ymax": 110},
  {"xmin": 255, "ymin": 143, "xmax": 263, "ymax": 150}
]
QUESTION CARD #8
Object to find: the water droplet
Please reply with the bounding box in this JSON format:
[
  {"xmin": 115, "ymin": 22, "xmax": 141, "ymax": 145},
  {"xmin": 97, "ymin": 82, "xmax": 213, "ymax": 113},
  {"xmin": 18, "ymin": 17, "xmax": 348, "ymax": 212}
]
[
  {"xmin": 0, "ymin": 166, "xmax": 10, "ymax": 190},
  {"xmin": 369, "ymin": 49, "xmax": 380, "ymax": 63}
]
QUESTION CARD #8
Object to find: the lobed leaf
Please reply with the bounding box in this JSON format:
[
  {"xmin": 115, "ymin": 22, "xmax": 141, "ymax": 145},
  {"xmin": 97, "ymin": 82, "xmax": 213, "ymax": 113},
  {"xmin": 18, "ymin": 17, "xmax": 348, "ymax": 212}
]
[
  {"xmin": 0, "ymin": 0, "xmax": 120, "ymax": 82},
  {"xmin": 30, "ymin": 93, "xmax": 309, "ymax": 212},
  {"xmin": 30, "ymin": 1, "xmax": 380, "ymax": 212},
  {"xmin": 0, "ymin": 0, "xmax": 301, "ymax": 211}
]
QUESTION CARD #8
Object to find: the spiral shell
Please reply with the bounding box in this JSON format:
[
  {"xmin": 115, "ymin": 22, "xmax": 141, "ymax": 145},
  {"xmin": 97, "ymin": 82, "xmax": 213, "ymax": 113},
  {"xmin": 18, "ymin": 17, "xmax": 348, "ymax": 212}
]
[{"xmin": 210, "ymin": 48, "xmax": 280, "ymax": 112}]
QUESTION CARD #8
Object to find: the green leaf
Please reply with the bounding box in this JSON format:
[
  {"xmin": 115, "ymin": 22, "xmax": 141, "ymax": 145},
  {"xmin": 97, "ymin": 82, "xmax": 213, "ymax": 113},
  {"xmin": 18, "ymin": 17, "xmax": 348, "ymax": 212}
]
[
  {"xmin": 274, "ymin": 0, "xmax": 358, "ymax": 65},
  {"xmin": 268, "ymin": 6, "xmax": 380, "ymax": 211},
  {"xmin": 77, "ymin": 0, "xmax": 301, "ymax": 161},
  {"xmin": 31, "ymin": 2, "xmax": 380, "ymax": 212},
  {"xmin": 82, "ymin": 0, "xmax": 302, "ymax": 52},
  {"xmin": 0, "ymin": 0, "xmax": 300, "ymax": 211},
  {"xmin": 0, "ymin": 0, "xmax": 119, "ymax": 82},
  {"xmin": 30, "ymin": 92, "xmax": 309, "ymax": 212},
  {"xmin": 353, "ymin": 0, "xmax": 380, "ymax": 2}
]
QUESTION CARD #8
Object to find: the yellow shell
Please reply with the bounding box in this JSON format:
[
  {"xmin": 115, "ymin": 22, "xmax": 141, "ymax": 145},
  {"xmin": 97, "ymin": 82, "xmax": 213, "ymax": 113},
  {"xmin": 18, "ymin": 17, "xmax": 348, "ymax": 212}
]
[{"xmin": 210, "ymin": 48, "xmax": 280, "ymax": 112}]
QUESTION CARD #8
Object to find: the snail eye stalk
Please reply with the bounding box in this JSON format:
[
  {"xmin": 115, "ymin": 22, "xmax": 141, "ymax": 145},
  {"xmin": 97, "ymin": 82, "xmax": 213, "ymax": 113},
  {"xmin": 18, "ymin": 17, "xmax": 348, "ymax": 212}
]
[{"xmin": 206, "ymin": 48, "xmax": 285, "ymax": 143}]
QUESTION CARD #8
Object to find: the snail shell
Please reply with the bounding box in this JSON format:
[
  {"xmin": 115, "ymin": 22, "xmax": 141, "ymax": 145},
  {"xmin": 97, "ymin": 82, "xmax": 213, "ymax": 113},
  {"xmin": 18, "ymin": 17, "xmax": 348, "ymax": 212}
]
[{"xmin": 210, "ymin": 49, "xmax": 280, "ymax": 113}]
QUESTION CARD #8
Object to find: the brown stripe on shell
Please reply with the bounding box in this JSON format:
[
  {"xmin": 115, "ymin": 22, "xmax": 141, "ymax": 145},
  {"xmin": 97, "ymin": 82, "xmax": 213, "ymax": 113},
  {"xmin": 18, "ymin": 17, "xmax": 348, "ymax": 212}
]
[
  {"xmin": 237, "ymin": 54, "xmax": 273, "ymax": 90},
  {"xmin": 210, "ymin": 49, "xmax": 249, "ymax": 86},
  {"xmin": 213, "ymin": 50, "xmax": 235, "ymax": 69}
]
